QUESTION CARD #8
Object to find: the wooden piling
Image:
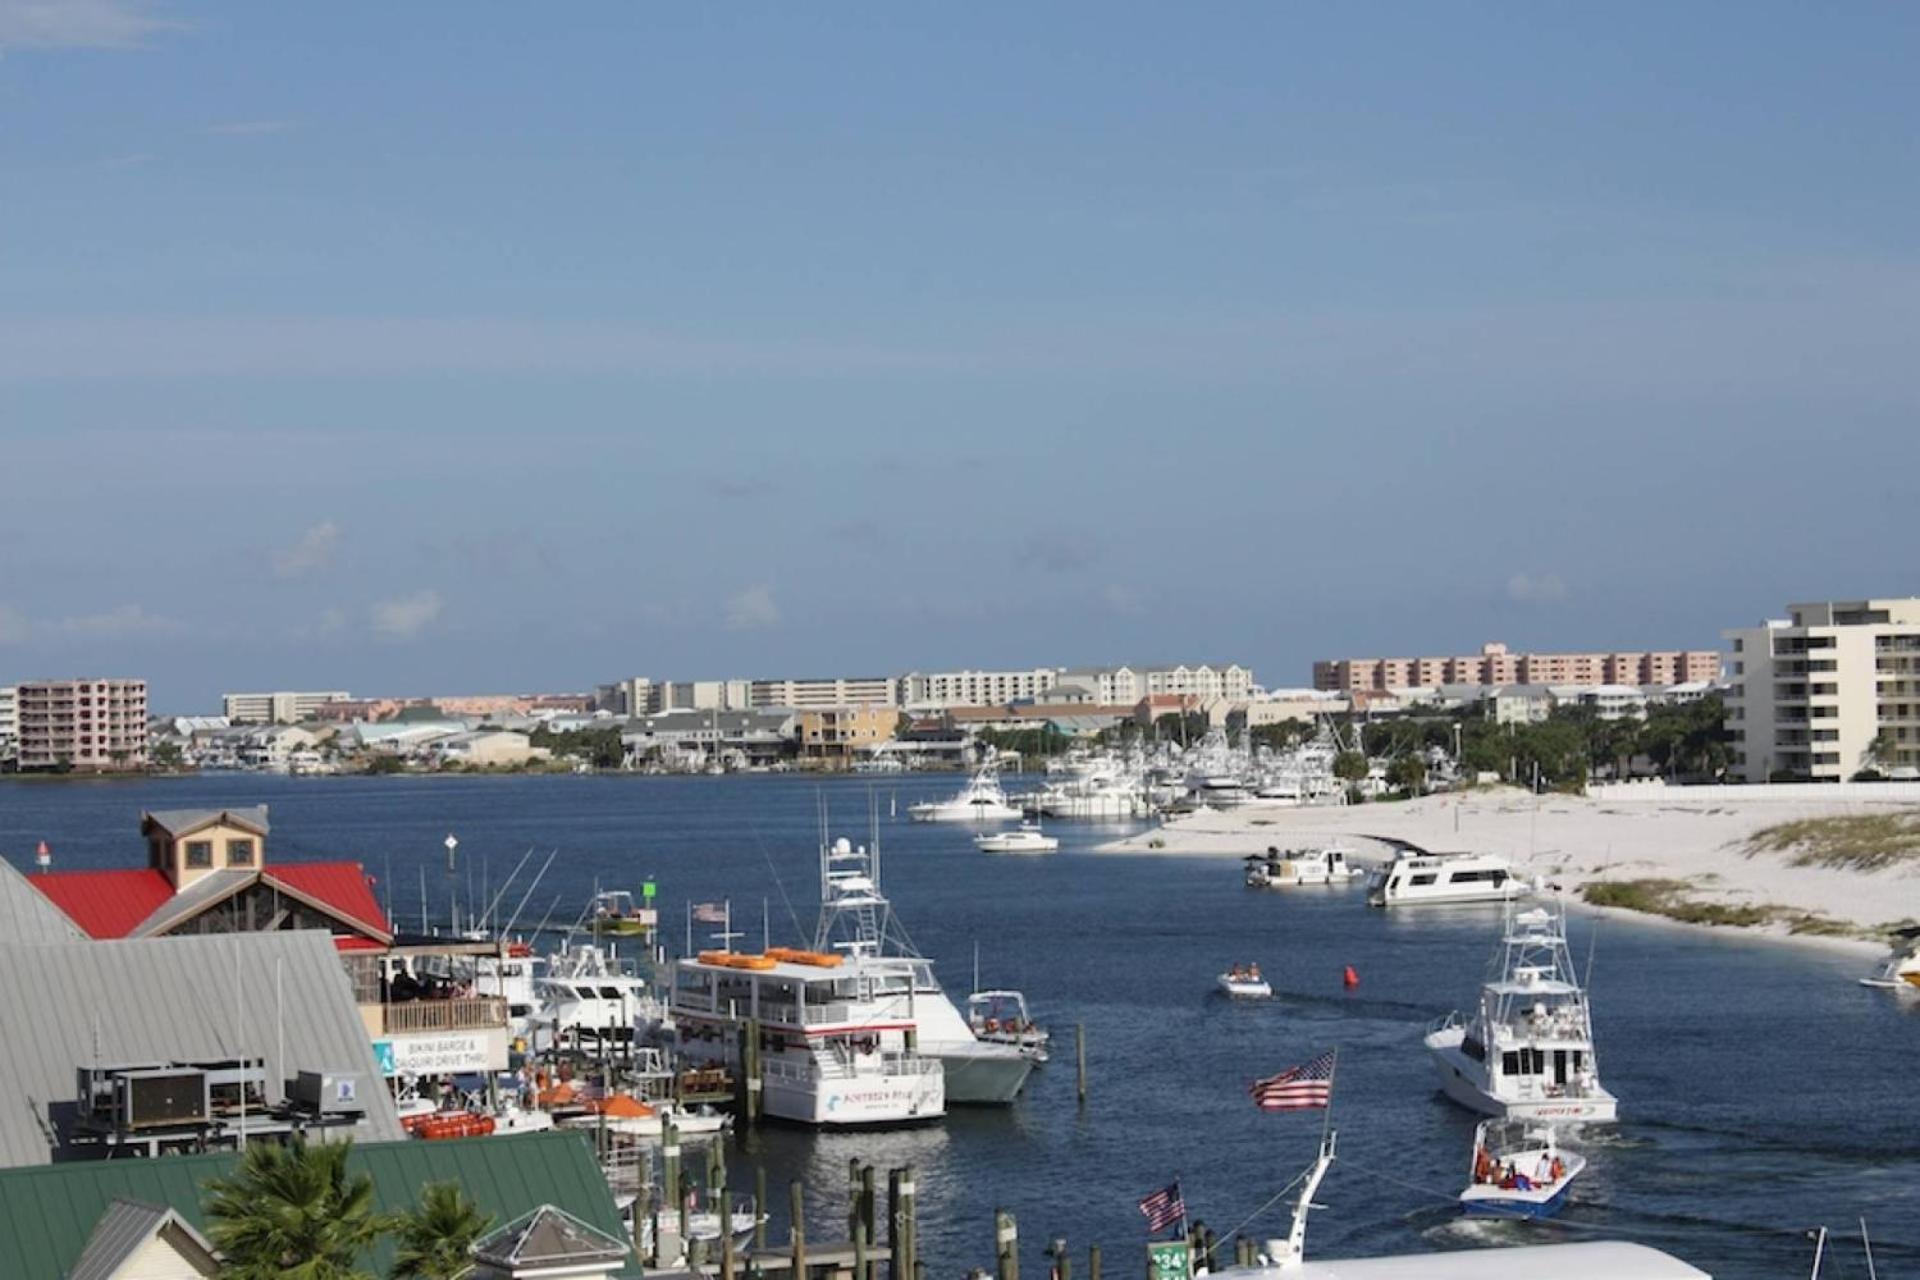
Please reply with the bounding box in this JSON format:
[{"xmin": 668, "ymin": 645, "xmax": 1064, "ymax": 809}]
[
  {"xmin": 1088, "ymin": 1243, "xmax": 1100, "ymax": 1280},
  {"xmin": 901, "ymin": 1163, "xmax": 918, "ymax": 1280},
  {"xmin": 995, "ymin": 1209, "xmax": 1019, "ymax": 1280},
  {"xmin": 790, "ymin": 1180, "xmax": 807, "ymax": 1280},
  {"xmin": 755, "ymin": 1165, "xmax": 769, "ymax": 1250},
  {"xmin": 888, "ymin": 1168, "xmax": 904, "ymax": 1280},
  {"xmin": 854, "ymin": 1220, "xmax": 870, "ymax": 1280},
  {"xmin": 1056, "ymin": 1238, "xmax": 1072, "ymax": 1280},
  {"xmin": 1075, "ymin": 1023, "xmax": 1087, "ymax": 1103},
  {"xmin": 723, "ymin": 1218, "xmax": 737, "ymax": 1280},
  {"xmin": 666, "ymin": 1122, "xmax": 688, "ymax": 1248},
  {"xmin": 860, "ymin": 1162, "xmax": 878, "ymax": 1272}
]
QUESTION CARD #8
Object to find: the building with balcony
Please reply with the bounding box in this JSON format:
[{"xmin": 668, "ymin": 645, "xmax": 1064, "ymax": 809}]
[
  {"xmin": 221, "ymin": 689, "xmax": 352, "ymax": 724},
  {"xmin": 749, "ymin": 675, "xmax": 899, "ymax": 710},
  {"xmin": 899, "ymin": 668, "xmax": 1062, "ymax": 709},
  {"xmin": 1052, "ymin": 663, "xmax": 1257, "ymax": 705},
  {"xmin": 1314, "ymin": 643, "xmax": 1720, "ymax": 693},
  {"xmin": 796, "ymin": 704, "xmax": 899, "ymax": 763},
  {"xmin": 14, "ymin": 677, "xmax": 148, "ymax": 771},
  {"xmin": 0, "ymin": 685, "xmax": 15, "ymax": 763},
  {"xmin": 1724, "ymin": 598, "xmax": 1920, "ymax": 783}
]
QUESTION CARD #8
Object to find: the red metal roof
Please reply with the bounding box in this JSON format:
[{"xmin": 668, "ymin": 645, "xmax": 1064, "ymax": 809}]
[
  {"xmin": 28, "ymin": 869, "xmax": 175, "ymax": 940},
  {"xmin": 267, "ymin": 861, "xmax": 391, "ymax": 939}
]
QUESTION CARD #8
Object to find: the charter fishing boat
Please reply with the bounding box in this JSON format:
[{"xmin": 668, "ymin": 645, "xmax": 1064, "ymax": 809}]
[
  {"xmin": 1459, "ymin": 1118, "xmax": 1585, "ymax": 1218},
  {"xmin": 531, "ymin": 942, "xmax": 662, "ymax": 1052},
  {"xmin": 1425, "ymin": 903, "xmax": 1618, "ymax": 1122},
  {"xmin": 1217, "ymin": 963, "xmax": 1272, "ymax": 999},
  {"xmin": 1366, "ymin": 850, "xmax": 1532, "ymax": 906},
  {"xmin": 1245, "ymin": 846, "xmax": 1364, "ymax": 888},
  {"xmin": 587, "ymin": 889, "xmax": 658, "ymax": 937},
  {"xmin": 909, "ymin": 769, "xmax": 1022, "ymax": 822},
  {"xmin": 1860, "ymin": 926, "xmax": 1920, "ymax": 990},
  {"xmin": 974, "ymin": 822, "xmax": 1059, "ymax": 853}
]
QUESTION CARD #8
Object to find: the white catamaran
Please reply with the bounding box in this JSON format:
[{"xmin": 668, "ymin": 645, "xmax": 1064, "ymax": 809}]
[{"xmin": 1425, "ymin": 902, "xmax": 1618, "ymax": 1122}]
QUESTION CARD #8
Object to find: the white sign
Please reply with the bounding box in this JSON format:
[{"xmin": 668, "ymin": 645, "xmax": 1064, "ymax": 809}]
[{"xmin": 376, "ymin": 1030, "xmax": 506, "ymax": 1076}]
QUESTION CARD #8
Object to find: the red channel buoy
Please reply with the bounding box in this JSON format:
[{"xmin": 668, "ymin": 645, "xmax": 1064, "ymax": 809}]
[{"xmin": 1342, "ymin": 965, "xmax": 1359, "ymax": 989}]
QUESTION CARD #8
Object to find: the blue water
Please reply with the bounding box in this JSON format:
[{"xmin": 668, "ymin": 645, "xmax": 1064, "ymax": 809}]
[{"xmin": 3, "ymin": 773, "xmax": 1916, "ymax": 1280}]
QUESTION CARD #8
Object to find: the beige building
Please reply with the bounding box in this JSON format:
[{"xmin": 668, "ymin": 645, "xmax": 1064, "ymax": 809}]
[
  {"xmin": 1725, "ymin": 598, "xmax": 1920, "ymax": 783},
  {"xmin": 797, "ymin": 705, "xmax": 899, "ymax": 763},
  {"xmin": 899, "ymin": 668, "xmax": 1062, "ymax": 709},
  {"xmin": 1054, "ymin": 664, "xmax": 1257, "ymax": 705},
  {"xmin": 750, "ymin": 676, "xmax": 898, "ymax": 710},
  {"xmin": 15, "ymin": 677, "xmax": 148, "ymax": 771},
  {"xmin": 1315, "ymin": 642, "xmax": 1720, "ymax": 693},
  {"xmin": 222, "ymin": 689, "xmax": 351, "ymax": 724}
]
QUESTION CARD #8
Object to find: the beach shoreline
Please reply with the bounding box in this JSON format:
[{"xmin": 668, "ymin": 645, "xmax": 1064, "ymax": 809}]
[{"xmin": 1096, "ymin": 786, "xmax": 1920, "ymax": 958}]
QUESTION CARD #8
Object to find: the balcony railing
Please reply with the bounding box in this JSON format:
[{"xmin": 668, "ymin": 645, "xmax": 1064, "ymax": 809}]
[{"xmin": 376, "ymin": 996, "xmax": 508, "ymax": 1035}]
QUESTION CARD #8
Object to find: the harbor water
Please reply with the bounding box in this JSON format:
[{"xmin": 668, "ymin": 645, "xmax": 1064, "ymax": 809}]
[{"xmin": 4, "ymin": 773, "xmax": 1916, "ymax": 1279}]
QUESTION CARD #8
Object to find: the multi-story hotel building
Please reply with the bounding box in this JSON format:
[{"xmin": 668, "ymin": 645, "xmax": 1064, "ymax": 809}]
[
  {"xmin": 221, "ymin": 690, "xmax": 352, "ymax": 724},
  {"xmin": 0, "ymin": 684, "xmax": 16, "ymax": 761},
  {"xmin": 899, "ymin": 668, "xmax": 1061, "ymax": 709},
  {"xmin": 1054, "ymin": 664, "xmax": 1258, "ymax": 705},
  {"xmin": 15, "ymin": 677, "xmax": 149, "ymax": 771},
  {"xmin": 1313, "ymin": 642, "xmax": 1720, "ymax": 693},
  {"xmin": 748, "ymin": 676, "xmax": 899, "ymax": 710},
  {"xmin": 1724, "ymin": 598, "xmax": 1920, "ymax": 783}
]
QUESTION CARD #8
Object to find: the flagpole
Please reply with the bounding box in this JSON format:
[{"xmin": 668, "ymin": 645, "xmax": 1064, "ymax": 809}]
[{"xmin": 1319, "ymin": 1047, "xmax": 1339, "ymax": 1149}]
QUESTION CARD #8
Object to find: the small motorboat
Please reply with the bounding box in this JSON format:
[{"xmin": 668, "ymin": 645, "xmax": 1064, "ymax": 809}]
[
  {"xmin": 975, "ymin": 822, "xmax": 1060, "ymax": 853},
  {"xmin": 587, "ymin": 889, "xmax": 658, "ymax": 936},
  {"xmin": 558, "ymin": 1096, "xmax": 732, "ymax": 1139},
  {"xmin": 1459, "ymin": 1118, "xmax": 1585, "ymax": 1218},
  {"xmin": 1217, "ymin": 964, "xmax": 1272, "ymax": 999},
  {"xmin": 1246, "ymin": 846, "xmax": 1365, "ymax": 887},
  {"xmin": 967, "ymin": 989, "xmax": 1051, "ymax": 1062},
  {"xmin": 1860, "ymin": 926, "xmax": 1920, "ymax": 990}
]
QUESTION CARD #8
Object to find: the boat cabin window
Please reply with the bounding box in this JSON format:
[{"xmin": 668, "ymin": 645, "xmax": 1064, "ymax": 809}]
[
  {"xmin": 1446, "ymin": 869, "xmax": 1508, "ymax": 884},
  {"xmin": 598, "ymin": 986, "xmax": 622, "ymax": 999},
  {"xmin": 1410, "ymin": 873, "xmax": 1437, "ymax": 887}
]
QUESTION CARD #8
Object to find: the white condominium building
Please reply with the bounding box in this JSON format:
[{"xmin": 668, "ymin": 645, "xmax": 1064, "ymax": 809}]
[
  {"xmin": 748, "ymin": 676, "xmax": 898, "ymax": 710},
  {"xmin": 1724, "ymin": 598, "xmax": 1920, "ymax": 783},
  {"xmin": 0, "ymin": 685, "xmax": 16, "ymax": 760},
  {"xmin": 1054, "ymin": 663, "xmax": 1258, "ymax": 706},
  {"xmin": 898, "ymin": 668, "xmax": 1062, "ymax": 709},
  {"xmin": 222, "ymin": 690, "xmax": 351, "ymax": 724}
]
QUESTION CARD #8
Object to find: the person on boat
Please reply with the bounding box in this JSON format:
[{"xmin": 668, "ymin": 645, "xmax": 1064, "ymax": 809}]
[
  {"xmin": 1535, "ymin": 1152, "xmax": 1556, "ymax": 1184},
  {"xmin": 1473, "ymin": 1146, "xmax": 1495, "ymax": 1183},
  {"xmin": 1498, "ymin": 1163, "xmax": 1516, "ymax": 1190},
  {"xmin": 1549, "ymin": 1154, "xmax": 1566, "ymax": 1182},
  {"xmin": 1249, "ymin": 963, "xmax": 1261, "ymax": 980}
]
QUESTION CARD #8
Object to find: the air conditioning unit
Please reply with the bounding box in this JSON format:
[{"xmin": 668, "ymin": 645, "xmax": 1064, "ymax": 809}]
[
  {"xmin": 115, "ymin": 1068, "xmax": 210, "ymax": 1130},
  {"xmin": 188, "ymin": 1057, "xmax": 268, "ymax": 1116},
  {"xmin": 293, "ymin": 1069, "xmax": 367, "ymax": 1116}
]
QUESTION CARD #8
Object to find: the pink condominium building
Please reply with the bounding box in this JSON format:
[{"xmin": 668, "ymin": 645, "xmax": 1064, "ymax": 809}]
[
  {"xmin": 1312, "ymin": 642, "xmax": 1721, "ymax": 693},
  {"xmin": 15, "ymin": 677, "xmax": 149, "ymax": 770}
]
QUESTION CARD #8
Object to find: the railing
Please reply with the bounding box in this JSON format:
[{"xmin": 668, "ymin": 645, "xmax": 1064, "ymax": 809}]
[{"xmin": 379, "ymin": 996, "xmax": 508, "ymax": 1035}]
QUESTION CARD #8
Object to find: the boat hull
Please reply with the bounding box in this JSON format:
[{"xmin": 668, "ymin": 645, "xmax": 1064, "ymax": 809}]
[
  {"xmin": 932, "ymin": 1043, "xmax": 1035, "ymax": 1104},
  {"xmin": 1217, "ymin": 978, "xmax": 1272, "ymax": 999},
  {"xmin": 1460, "ymin": 1182, "xmax": 1573, "ymax": 1219},
  {"xmin": 764, "ymin": 1069, "xmax": 946, "ymax": 1126},
  {"xmin": 1426, "ymin": 1031, "xmax": 1618, "ymax": 1122}
]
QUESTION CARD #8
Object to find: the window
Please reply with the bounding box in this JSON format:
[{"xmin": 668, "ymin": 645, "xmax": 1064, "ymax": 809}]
[
  {"xmin": 226, "ymin": 838, "xmax": 256, "ymax": 866},
  {"xmin": 185, "ymin": 841, "xmax": 214, "ymax": 868},
  {"xmin": 1410, "ymin": 873, "xmax": 1437, "ymax": 886}
]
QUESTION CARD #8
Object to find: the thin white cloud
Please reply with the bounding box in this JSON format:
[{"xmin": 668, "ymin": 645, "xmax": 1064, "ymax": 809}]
[
  {"xmin": 1506, "ymin": 572, "xmax": 1570, "ymax": 605},
  {"xmin": 0, "ymin": 604, "xmax": 28, "ymax": 644},
  {"xmin": 53, "ymin": 603, "xmax": 186, "ymax": 637},
  {"xmin": 272, "ymin": 520, "xmax": 340, "ymax": 578},
  {"xmin": 723, "ymin": 584, "xmax": 780, "ymax": 632},
  {"xmin": 1102, "ymin": 584, "xmax": 1148, "ymax": 617},
  {"xmin": 0, "ymin": 0, "xmax": 180, "ymax": 51},
  {"xmin": 371, "ymin": 589, "xmax": 443, "ymax": 640},
  {"xmin": 203, "ymin": 119, "xmax": 292, "ymax": 137}
]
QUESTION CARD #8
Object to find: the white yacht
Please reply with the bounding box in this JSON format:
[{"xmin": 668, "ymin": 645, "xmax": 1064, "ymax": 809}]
[
  {"xmin": 472, "ymin": 943, "xmax": 544, "ymax": 1042},
  {"xmin": 810, "ymin": 836, "xmax": 1034, "ymax": 1104},
  {"xmin": 1366, "ymin": 850, "xmax": 1531, "ymax": 906},
  {"xmin": 908, "ymin": 769, "xmax": 1021, "ymax": 823},
  {"xmin": 1459, "ymin": 1118, "xmax": 1585, "ymax": 1219},
  {"xmin": 1245, "ymin": 847, "xmax": 1364, "ymax": 888},
  {"xmin": 1425, "ymin": 903, "xmax": 1618, "ymax": 1122},
  {"xmin": 531, "ymin": 942, "xmax": 662, "ymax": 1052},
  {"xmin": 974, "ymin": 823, "xmax": 1059, "ymax": 853},
  {"xmin": 1028, "ymin": 755, "xmax": 1151, "ymax": 819}
]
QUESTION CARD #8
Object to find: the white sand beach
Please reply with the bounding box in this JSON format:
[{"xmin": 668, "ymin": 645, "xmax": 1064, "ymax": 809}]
[{"xmin": 1098, "ymin": 786, "xmax": 1920, "ymax": 950}]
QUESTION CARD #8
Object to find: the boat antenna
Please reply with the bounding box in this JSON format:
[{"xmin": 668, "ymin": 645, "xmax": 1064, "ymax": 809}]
[
  {"xmin": 1861, "ymin": 1218, "xmax": 1878, "ymax": 1280},
  {"xmin": 500, "ymin": 848, "xmax": 559, "ymax": 937},
  {"xmin": 1583, "ymin": 901, "xmax": 1600, "ymax": 991},
  {"xmin": 481, "ymin": 845, "xmax": 537, "ymax": 932},
  {"xmin": 1809, "ymin": 1226, "xmax": 1828, "ymax": 1280}
]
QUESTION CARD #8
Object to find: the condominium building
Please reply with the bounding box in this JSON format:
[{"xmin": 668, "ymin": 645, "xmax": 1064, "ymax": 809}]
[
  {"xmin": 1314, "ymin": 642, "xmax": 1720, "ymax": 693},
  {"xmin": 15, "ymin": 677, "xmax": 149, "ymax": 771},
  {"xmin": 221, "ymin": 690, "xmax": 351, "ymax": 724},
  {"xmin": 796, "ymin": 704, "xmax": 900, "ymax": 762},
  {"xmin": 0, "ymin": 685, "xmax": 16, "ymax": 761},
  {"xmin": 748, "ymin": 676, "xmax": 899, "ymax": 711},
  {"xmin": 1724, "ymin": 598, "xmax": 1920, "ymax": 783},
  {"xmin": 1053, "ymin": 664, "xmax": 1257, "ymax": 706},
  {"xmin": 898, "ymin": 668, "xmax": 1061, "ymax": 709}
]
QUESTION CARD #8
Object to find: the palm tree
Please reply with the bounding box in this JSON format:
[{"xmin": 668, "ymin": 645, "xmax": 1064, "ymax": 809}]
[
  {"xmin": 202, "ymin": 1137, "xmax": 393, "ymax": 1280},
  {"xmin": 391, "ymin": 1181, "xmax": 494, "ymax": 1280}
]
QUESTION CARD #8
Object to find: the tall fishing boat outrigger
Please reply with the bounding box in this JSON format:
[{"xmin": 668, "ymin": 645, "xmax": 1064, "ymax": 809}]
[{"xmin": 1424, "ymin": 901, "xmax": 1618, "ymax": 1122}]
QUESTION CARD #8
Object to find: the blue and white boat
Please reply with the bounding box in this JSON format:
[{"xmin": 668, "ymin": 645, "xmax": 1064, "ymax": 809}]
[{"xmin": 1458, "ymin": 1118, "xmax": 1584, "ymax": 1219}]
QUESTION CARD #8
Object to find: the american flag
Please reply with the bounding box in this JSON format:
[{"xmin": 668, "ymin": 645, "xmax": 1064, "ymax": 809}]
[
  {"xmin": 692, "ymin": 901, "xmax": 729, "ymax": 924},
  {"xmin": 1250, "ymin": 1050, "xmax": 1337, "ymax": 1112},
  {"xmin": 1137, "ymin": 1181, "xmax": 1186, "ymax": 1234}
]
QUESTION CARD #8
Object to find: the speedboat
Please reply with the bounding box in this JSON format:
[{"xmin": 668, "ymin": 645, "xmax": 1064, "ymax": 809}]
[
  {"xmin": 587, "ymin": 889, "xmax": 658, "ymax": 937},
  {"xmin": 909, "ymin": 769, "xmax": 1022, "ymax": 822},
  {"xmin": 1860, "ymin": 926, "xmax": 1920, "ymax": 990},
  {"xmin": 1366, "ymin": 850, "xmax": 1532, "ymax": 906},
  {"xmin": 1246, "ymin": 847, "xmax": 1364, "ymax": 887},
  {"xmin": 974, "ymin": 822, "xmax": 1060, "ymax": 853},
  {"xmin": 1218, "ymin": 965, "xmax": 1272, "ymax": 999},
  {"xmin": 967, "ymin": 989, "xmax": 1051, "ymax": 1062},
  {"xmin": 557, "ymin": 1095, "xmax": 731, "ymax": 1139},
  {"xmin": 1459, "ymin": 1118, "xmax": 1585, "ymax": 1218},
  {"xmin": 1425, "ymin": 902, "xmax": 1618, "ymax": 1122}
]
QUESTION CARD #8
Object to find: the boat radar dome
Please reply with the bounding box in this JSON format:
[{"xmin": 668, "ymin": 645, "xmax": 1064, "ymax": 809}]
[{"xmin": 834, "ymin": 837, "xmax": 854, "ymax": 854}]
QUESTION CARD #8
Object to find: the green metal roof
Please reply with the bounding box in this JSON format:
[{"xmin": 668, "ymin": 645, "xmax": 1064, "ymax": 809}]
[{"xmin": 0, "ymin": 1131, "xmax": 637, "ymax": 1279}]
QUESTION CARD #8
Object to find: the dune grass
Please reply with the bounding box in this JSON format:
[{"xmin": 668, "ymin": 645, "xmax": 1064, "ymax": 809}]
[
  {"xmin": 1580, "ymin": 878, "xmax": 1782, "ymax": 928},
  {"xmin": 1743, "ymin": 811, "xmax": 1920, "ymax": 872}
]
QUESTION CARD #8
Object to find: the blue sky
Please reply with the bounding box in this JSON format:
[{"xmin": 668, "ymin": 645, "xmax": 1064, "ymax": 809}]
[{"xmin": 2, "ymin": 2, "xmax": 1917, "ymax": 710}]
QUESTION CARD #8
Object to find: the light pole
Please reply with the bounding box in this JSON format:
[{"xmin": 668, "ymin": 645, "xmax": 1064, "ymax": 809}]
[{"xmin": 444, "ymin": 832, "xmax": 459, "ymax": 872}]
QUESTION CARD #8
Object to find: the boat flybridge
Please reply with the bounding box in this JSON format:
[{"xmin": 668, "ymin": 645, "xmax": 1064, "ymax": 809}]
[
  {"xmin": 530, "ymin": 941, "xmax": 665, "ymax": 1053},
  {"xmin": 909, "ymin": 769, "xmax": 1021, "ymax": 822},
  {"xmin": 1425, "ymin": 902, "xmax": 1617, "ymax": 1122},
  {"xmin": 1206, "ymin": 1132, "xmax": 1708, "ymax": 1280},
  {"xmin": 1366, "ymin": 850, "xmax": 1532, "ymax": 907}
]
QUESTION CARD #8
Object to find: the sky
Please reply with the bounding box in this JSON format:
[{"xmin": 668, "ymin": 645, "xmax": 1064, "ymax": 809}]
[{"xmin": 1, "ymin": 2, "xmax": 1917, "ymax": 710}]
